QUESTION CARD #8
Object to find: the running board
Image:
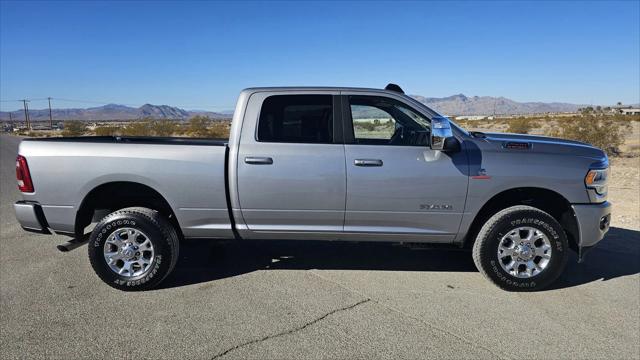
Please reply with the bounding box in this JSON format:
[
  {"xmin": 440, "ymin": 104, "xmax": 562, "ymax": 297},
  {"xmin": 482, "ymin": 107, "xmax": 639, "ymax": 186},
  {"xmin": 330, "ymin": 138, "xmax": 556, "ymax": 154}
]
[{"xmin": 57, "ymin": 235, "xmax": 90, "ymax": 252}]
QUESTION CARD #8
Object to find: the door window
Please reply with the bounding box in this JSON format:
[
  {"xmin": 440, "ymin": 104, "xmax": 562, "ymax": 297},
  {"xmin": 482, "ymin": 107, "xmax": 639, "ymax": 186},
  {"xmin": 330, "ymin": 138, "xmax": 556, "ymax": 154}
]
[
  {"xmin": 351, "ymin": 105, "xmax": 396, "ymax": 140},
  {"xmin": 349, "ymin": 96, "xmax": 430, "ymax": 146},
  {"xmin": 257, "ymin": 95, "xmax": 333, "ymax": 143}
]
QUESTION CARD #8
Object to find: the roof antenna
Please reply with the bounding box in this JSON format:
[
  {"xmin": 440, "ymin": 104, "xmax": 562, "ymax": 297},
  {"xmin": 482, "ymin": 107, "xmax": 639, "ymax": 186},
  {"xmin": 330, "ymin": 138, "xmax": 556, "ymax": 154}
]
[{"xmin": 385, "ymin": 83, "xmax": 404, "ymax": 94}]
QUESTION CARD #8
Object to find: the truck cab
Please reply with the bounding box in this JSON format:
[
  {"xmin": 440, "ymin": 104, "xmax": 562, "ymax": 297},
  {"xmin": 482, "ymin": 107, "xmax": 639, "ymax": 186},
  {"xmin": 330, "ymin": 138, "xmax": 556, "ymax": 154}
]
[{"xmin": 229, "ymin": 87, "xmax": 467, "ymax": 243}]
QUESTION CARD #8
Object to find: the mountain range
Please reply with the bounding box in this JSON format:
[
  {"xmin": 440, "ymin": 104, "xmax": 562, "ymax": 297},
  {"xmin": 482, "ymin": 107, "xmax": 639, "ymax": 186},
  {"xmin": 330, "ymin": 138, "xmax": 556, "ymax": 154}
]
[
  {"xmin": 411, "ymin": 94, "xmax": 582, "ymax": 115},
  {"xmin": 0, "ymin": 94, "xmax": 590, "ymax": 122},
  {"xmin": 0, "ymin": 104, "xmax": 230, "ymax": 122}
]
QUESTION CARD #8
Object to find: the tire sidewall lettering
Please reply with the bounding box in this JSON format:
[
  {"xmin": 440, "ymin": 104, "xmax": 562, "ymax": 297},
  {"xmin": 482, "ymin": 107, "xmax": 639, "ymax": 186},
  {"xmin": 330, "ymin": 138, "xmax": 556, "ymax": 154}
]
[
  {"xmin": 478, "ymin": 208, "xmax": 568, "ymax": 291},
  {"xmin": 509, "ymin": 217, "xmax": 562, "ymax": 249},
  {"xmin": 88, "ymin": 211, "xmax": 170, "ymax": 291}
]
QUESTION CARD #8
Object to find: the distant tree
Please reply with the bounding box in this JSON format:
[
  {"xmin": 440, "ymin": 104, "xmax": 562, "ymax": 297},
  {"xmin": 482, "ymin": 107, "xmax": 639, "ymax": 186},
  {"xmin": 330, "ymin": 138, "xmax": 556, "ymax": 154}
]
[
  {"xmin": 581, "ymin": 106, "xmax": 594, "ymax": 115},
  {"xmin": 62, "ymin": 121, "xmax": 86, "ymax": 136},
  {"xmin": 617, "ymin": 102, "xmax": 623, "ymax": 106}
]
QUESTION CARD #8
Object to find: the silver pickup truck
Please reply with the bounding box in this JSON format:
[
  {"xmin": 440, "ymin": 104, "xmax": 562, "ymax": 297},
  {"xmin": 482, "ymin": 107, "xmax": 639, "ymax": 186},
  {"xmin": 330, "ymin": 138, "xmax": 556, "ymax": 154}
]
[{"xmin": 14, "ymin": 84, "xmax": 611, "ymax": 291}]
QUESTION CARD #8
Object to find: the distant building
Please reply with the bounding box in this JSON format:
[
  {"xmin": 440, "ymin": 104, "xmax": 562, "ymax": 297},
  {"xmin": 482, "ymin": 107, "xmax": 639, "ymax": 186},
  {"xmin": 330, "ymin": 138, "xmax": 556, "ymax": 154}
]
[
  {"xmin": 618, "ymin": 108, "xmax": 640, "ymax": 115},
  {"xmin": 455, "ymin": 115, "xmax": 493, "ymax": 121}
]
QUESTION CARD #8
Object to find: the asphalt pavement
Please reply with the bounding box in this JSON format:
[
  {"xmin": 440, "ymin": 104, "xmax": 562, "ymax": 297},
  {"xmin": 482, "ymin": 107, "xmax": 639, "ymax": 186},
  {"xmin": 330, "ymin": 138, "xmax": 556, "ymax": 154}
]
[{"xmin": 1, "ymin": 134, "xmax": 638, "ymax": 359}]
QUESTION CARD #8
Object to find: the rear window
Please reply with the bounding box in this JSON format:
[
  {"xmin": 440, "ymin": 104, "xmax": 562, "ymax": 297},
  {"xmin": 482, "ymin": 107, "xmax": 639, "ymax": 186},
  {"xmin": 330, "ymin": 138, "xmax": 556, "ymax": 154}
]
[{"xmin": 257, "ymin": 95, "xmax": 333, "ymax": 143}]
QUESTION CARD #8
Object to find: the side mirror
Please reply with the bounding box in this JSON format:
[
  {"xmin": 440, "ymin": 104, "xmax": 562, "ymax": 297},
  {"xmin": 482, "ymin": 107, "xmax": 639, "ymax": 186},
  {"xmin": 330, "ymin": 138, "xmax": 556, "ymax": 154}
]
[{"xmin": 430, "ymin": 116, "xmax": 454, "ymax": 151}]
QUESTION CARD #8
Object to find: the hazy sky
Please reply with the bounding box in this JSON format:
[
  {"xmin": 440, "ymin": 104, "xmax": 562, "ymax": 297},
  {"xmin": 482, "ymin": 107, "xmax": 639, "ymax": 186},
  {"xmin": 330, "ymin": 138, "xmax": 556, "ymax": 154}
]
[{"xmin": 1, "ymin": 0, "xmax": 638, "ymax": 111}]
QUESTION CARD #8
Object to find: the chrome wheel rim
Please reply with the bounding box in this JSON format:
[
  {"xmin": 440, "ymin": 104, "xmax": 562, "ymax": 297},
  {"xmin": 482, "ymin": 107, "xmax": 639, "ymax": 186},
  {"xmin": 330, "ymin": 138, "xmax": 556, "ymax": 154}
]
[
  {"xmin": 103, "ymin": 228, "xmax": 155, "ymax": 277},
  {"xmin": 497, "ymin": 226, "xmax": 552, "ymax": 278}
]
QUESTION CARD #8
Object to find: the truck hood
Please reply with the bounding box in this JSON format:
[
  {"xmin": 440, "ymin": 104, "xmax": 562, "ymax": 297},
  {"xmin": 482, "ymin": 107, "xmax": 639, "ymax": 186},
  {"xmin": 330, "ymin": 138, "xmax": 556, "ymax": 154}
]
[{"xmin": 478, "ymin": 132, "xmax": 607, "ymax": 161}]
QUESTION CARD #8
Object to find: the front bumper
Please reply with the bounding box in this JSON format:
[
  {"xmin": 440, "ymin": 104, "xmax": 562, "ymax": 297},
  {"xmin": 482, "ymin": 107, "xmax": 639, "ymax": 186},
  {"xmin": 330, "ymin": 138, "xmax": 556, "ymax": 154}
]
[
  {"xmin": 572, "ymin": 201, "xmax": 611, "ymax": 261},
  {"xmin": 14, "ymin": 201, "xmax": 51, "ymax": 234}
]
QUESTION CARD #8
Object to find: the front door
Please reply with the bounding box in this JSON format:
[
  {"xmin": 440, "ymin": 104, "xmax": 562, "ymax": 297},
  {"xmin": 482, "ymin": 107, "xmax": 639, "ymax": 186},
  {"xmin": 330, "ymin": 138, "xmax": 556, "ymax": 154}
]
[
  {"xmin": 342, "ymin": 94, "xmax": 468, "ymax": 242},
  {"xmin": 236, "ymin": 92, "xmax": 346, "ymax": 239}
]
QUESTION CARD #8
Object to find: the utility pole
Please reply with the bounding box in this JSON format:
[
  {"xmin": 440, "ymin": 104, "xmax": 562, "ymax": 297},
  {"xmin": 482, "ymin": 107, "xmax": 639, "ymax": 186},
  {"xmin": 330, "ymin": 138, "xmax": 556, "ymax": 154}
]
[
  {"xmin": 493, "ymin": 98, "xmax": 497, "ymax": 118},
  {"xmin": 22, "ymin": 99, "xmax": 30, "ymax": 130},
  {"xmin": 48, "ymin": 97, "xmax": 53, "ymax": 129}
]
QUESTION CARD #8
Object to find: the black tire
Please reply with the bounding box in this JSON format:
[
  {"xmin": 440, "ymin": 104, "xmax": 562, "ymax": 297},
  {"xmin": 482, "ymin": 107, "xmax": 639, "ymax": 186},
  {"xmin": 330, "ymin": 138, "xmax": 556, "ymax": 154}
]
[
  {"xmin": 88, "ymin": 207, "xmax": 179, "ymax": 291},
  {"xmin": 472, "ymin": 205, "xmax": 568, "ymax": 291}
]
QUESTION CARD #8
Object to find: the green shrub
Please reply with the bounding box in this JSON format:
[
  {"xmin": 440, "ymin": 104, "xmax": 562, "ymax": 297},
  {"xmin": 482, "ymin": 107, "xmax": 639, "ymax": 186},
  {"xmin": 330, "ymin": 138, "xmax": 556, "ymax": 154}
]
[
  {"xmin": 208, "ymin": 122, "xmax": 230, "ymax": 138},
  {"xmin": 354, "ymin": 121, "xmax": 376, "ymax": 132},
  {"xmin": 62, "ymin": 121, "xmax": 86, "ymax": 136},
  {"xmin": 187, "ymin": 116, "xmax": 211, "ymax": 137},
  {"xmin": 121, "ymin": 118, "xmax": 179, "ymax": 137},
  {"xmin": 95, "ymin": 126, "xmax": 120, "ymax": 136},
  {"xmin": 547, "ymin": 115, "xmax": 631, "ymax": 156},
  {"xmin": 151, "ymin": 120, "xmax": 177, "ymax": 137},
  {"xmin": 185, "ymin": 116, "xmax": 230, "ymax": 138},
  {"xmin": 122, "ymin": 121, "xmax": 153, "ymax": 136},
  {"xmin": 454, "ymin": 119, "xmax": 469, "ymax": 129},
  {"xmin": 507, "ymin": 117, "xmax": 539, "ymax": 134}
]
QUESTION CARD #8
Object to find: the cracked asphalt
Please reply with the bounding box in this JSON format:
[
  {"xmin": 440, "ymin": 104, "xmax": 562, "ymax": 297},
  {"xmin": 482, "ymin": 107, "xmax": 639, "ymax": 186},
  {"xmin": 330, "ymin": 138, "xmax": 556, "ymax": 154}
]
[{"xmin": 1, "ymin": 134, "xmax": 639, "ymax": 359}]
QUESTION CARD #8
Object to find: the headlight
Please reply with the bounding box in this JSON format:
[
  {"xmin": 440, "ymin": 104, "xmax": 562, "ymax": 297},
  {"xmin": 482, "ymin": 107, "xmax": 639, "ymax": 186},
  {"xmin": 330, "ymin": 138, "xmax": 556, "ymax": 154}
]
[{"xmin": 585, "ymin": 168, "xmax": 609, "ymax": 196}]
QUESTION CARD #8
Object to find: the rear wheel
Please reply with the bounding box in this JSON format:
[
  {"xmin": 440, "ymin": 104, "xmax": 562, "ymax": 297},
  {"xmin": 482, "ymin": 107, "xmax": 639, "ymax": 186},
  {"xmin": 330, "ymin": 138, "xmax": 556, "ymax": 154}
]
[
  {"xmin": 472, "ymin": 205, "xmax": 568, "ymax": 291},
  {"xmin": 88, "ymin": 207, "xmax": 179, "ymax": 291}
]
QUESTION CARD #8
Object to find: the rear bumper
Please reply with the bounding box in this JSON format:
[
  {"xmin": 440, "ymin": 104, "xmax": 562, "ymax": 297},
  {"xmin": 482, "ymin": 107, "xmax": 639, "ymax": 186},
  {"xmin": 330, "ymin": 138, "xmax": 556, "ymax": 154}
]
[
  {"xmin": 14, "ymin": 201, "xmax": 51, "ymax": 234},
  {"xmin": 572, "ymin": 201, "xmax": 611, "ymax": 261}
]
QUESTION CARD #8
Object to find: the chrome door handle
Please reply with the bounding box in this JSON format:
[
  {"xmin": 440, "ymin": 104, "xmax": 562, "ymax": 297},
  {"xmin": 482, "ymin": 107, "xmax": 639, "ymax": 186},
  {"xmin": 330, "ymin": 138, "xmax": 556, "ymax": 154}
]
[
  {"xmin": 354, "ymin": 159, "xmax": 383, "ymax": 167},
  {"xmin": 245, "ymin": 156, "xmax": 273, "ymax": 165}
]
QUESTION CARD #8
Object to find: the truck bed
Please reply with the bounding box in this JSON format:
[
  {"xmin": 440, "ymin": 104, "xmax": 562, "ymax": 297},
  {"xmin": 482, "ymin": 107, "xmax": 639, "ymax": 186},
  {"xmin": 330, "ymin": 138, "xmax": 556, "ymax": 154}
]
[{"xmin": 19, "ymin": 136, "xmax": 233, "ymax": 239}]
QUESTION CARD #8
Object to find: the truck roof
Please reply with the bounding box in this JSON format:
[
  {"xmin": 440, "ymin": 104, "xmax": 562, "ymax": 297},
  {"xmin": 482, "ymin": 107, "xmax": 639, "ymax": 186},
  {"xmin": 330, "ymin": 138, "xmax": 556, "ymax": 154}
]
[
  {"xmin": 241, "ymin": 85, "xmax": 403, "ymax": 95},
  {"xmin": 239, "ymin": 84, "xmax": 446, "ymax": 119}
]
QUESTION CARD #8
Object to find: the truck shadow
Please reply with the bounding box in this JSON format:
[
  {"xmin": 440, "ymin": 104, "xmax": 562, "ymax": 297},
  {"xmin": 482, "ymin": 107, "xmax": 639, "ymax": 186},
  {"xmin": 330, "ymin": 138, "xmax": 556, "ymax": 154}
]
[
  {"xmin": 550, "ymin": 226, "xmax": 640, "ymax": 290},
  {"xmin": 161, "ymin": 226, "xmax": 639, "ymax": 291}
]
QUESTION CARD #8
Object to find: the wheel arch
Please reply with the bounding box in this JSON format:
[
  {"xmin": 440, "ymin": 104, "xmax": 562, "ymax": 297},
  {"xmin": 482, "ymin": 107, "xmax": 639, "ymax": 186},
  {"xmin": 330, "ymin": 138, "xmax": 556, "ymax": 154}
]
[
  {"xmin": 74, "ymin": 181, "xmax": 182, "ymax": 239},
  {"xmin": 463, "ymin": 187, "xmax": 579, "ymax": 252}
]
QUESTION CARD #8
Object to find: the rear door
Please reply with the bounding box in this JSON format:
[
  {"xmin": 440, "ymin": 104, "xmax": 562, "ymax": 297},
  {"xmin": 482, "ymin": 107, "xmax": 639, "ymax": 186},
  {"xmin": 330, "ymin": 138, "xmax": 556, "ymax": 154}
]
[
  {"xmin": 236, "ymin": 91, "xmax": 346, "ymax": 239},
  {"xmin": 341, "ymin": 93, "xmax": 468, "ymax": 242}
]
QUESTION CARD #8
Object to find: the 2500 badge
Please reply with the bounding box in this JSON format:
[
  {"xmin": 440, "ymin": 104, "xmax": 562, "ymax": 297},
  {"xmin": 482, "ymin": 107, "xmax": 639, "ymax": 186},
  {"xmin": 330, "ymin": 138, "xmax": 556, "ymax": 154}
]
[{"xmin": 420, "ymin": 204, "xmax": 453, "ymax": 211}]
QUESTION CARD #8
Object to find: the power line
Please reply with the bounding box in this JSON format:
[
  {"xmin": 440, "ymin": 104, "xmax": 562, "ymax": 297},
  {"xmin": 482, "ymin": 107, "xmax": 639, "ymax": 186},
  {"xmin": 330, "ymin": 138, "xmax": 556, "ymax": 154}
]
[{"xmin": 0, "ymin": 98, "xmax": 49, "ymax": 102}]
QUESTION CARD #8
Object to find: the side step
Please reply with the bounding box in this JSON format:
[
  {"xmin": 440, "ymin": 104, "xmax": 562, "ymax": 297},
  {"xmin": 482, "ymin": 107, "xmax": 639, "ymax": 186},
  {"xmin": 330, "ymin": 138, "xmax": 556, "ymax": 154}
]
[
  {"xmin": 57, "ymin": 235, "xmax": 90, "ymax": 252},
  {"xmin": 394, "ymin": 242, "xmax": 469, "ymax": 251}
]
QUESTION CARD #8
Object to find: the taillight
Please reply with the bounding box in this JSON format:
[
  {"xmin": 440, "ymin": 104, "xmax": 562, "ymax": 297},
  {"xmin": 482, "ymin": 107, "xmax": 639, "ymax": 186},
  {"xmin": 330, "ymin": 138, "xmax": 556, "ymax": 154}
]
[{"xmin": 16, "ymin": 155, "xmax": 34, "ymax": 193}]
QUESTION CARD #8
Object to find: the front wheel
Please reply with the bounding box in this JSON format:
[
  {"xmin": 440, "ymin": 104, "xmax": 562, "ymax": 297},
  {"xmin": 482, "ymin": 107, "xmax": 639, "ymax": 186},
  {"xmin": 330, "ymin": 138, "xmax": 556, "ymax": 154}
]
[
  {"xmin": 88, "ymin": 207, "xmax": 179, "ymax": 291},
  {"xmin": 472, "ymin": 205, "xmax": 568, "ymax": 291}
]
